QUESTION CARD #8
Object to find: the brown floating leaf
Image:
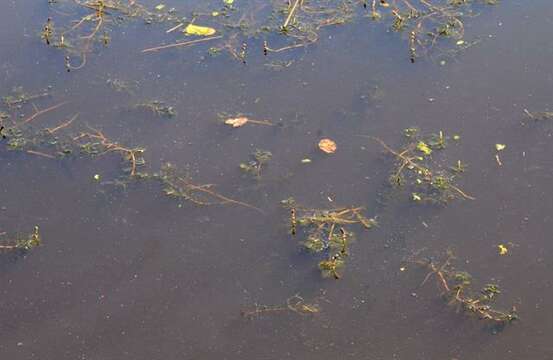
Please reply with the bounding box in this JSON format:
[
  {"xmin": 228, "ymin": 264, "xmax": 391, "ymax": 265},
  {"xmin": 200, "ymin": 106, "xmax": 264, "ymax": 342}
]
[
  {"xmin": 225, "ymin": 117, "xmax": 249, "ymax": 128},
  {"xmin": 318, "ymin": 138, "xmax": 337, "ymax": 154}
]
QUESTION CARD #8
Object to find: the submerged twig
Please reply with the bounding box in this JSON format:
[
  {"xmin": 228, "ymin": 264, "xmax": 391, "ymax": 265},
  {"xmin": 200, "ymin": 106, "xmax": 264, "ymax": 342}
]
[
  {"xmin": 158, "ymin": 163, "xmax": 263, "ymax": 213},
  {"xmin": 19, "ymin": 101, "xmax": 68, "ymax": 126}
]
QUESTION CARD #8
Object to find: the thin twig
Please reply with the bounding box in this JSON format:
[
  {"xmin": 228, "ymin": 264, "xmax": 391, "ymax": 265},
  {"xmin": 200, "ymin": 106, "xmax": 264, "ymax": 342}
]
[
  {"xmin": 283, "ymin": 0, "xmax": 303, "ymax": 29},
  {"xmin": 142, "ymin": 36, "xmax": 223, "ymax": 53},
  {"xmin": 26, "ymin": 150, "xmax": 56, "ymax": 159}
]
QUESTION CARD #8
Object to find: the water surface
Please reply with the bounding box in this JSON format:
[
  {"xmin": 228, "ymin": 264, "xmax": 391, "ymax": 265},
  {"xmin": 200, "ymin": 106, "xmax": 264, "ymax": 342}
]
[{"xmin": 1, "ymin": 1, "xmax": 553, "ymax": 359}]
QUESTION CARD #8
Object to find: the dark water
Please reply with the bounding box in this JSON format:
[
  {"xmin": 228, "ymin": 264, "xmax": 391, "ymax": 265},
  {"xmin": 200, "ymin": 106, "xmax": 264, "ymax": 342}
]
[{"xmin": 1, "ymin": 1, "xmax": 553, "ymax": 359}]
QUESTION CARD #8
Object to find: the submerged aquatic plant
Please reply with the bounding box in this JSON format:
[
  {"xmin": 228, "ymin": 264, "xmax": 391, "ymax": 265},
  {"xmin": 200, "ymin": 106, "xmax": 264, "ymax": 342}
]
[
  {"xmin": 523, "ymin": 108, "xmax": 553, "ymax": 122},
  {"xmin": 416, "ymin": 251, "xmax": 518, "ymax": 331},
  {"xmin": 155, "ymin": 162, "xmax": 262, "ymax": 212},
  {"xmin": 369, "ymin": 129, "xmax": 474, "ymax": 205},
  {"xmin": 133, "ymin": 100, "xmax": 176, "ymax": 118},
  {"xmin": 239, "ymin": 149, "xmax": 272, "ymax": 179},
  {"xmin": 241, "ymin": 293, "xmax": 323, "ymax": 318},
  {"xmin": 0, "ymin": 91, "xmax": 145, "ymax": 177},
  {"xmin": 0, "ymin": 226, "xmax": 42, "ymax": 252},
  {"xmin": 282, "ymin": 197, "xmax": 376, "ymax": 279}
]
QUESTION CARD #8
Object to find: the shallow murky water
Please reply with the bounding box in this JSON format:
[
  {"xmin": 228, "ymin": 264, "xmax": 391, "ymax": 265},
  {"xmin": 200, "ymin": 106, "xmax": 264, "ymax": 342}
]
[{"xmin": 1, "ymin": 0, "xmax": 553, "ymax": 359}]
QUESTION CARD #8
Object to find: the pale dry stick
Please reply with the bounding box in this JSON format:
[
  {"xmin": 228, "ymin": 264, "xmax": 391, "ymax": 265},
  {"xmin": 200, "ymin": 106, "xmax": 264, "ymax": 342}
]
[
  {"xmin": 166, "ymin": 23, "xmax": 184, "ymax": 33},
  {"xmin": 0, "ymin": 244, "xmax": 18, "ymax": 250},
  {"xmin": 283, "ymin": 0, "xmax": 303, "ymax": 29},
  {"xmin": 26, "ymin": 150, "xmax": 57, "ymax": 159},
  {"xmin": 495, "ymin": 154, "xmax": 502, "ymax": 166},
  {"xmin": 142, "ymin": 35, "xmax": 223, "ymax": 53},
  {"xmin": 448, "ymin": 183, "xmax": 475, "ymax": 200},
  {"xmin": 247, "ymin": 119, "xmax": 274, "ymax": 126},
  {"xmin": 327, "ymin": 223, "xmax": 336, "ymax": 243},
  {"xmin": 19, "ymin": 101, "xmax": 68, "ymax": 126},
  {"xmin": 264, "ymin": 42, "xmax": 310, "ymax": 53}
]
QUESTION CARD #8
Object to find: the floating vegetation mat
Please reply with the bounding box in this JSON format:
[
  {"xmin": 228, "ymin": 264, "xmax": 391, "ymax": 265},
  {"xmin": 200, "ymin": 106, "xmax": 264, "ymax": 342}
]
[
  {"xmin": 40, "ymin": 0, "xmax": 500, "ymax": 69},
  {"xmin": 416, "ymin": 251, "xmax": 518, "ymax": 332},
  {"xmin": 282, "ymin": 197, "xmax": 377, "ymax": 279},
  {"xmin": 154, "ymin": 162, "xmax": 263, "ymax": 212},
  {"xmin": 369, "ymin": 128, "xmax": 474, "ymax": 205}
]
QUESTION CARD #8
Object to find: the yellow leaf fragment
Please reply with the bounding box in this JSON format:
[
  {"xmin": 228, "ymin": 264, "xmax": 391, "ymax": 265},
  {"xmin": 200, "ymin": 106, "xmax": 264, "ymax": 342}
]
[
  {"xmin": 498, "ymin": 244, "xmax": 508, "ymax": 255},
  {"xmin": 416, "ymin": 141, "xmax": 432, "ymax": 155},
  {"xmin": 318, "ymin": 138, "xmax": 337, "ymax": 154},
  {"xmin": 224, "ymin": 117, "xmax": 249, "ymax": 128},
  {"xmin": 154, "ymin": 3, "xmax": 165, "ymax": 11},
  {"xmin": 184, "ymin": 24, "xmax": 216, "ymax": 36},
  {"xmin": 495, "ymin": 143, "xmax": 506, "ymax": 151},
  {"xmin": 223, "ymin": 0, "xmax": 234, "ymax": 4}
]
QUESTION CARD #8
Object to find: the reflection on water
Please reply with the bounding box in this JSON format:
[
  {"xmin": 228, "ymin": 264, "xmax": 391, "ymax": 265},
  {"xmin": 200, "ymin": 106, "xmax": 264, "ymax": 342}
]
[{"xmin": 1, "ymin": 0, "xmax": 553, "ymax": 359}]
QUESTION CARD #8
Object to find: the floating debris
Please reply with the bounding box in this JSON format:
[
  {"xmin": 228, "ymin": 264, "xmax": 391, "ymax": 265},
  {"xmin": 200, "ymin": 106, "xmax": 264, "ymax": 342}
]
[
  {"xmin": 318, "ymin": 138, "xmax": 337, "ymax": 154},
  {"xmin": 184, "ymin": 24, "xmax": 217, "ymax": 36},
  {"xmin": 223, "ymin": 116, "xmax": 273, "ymax": 128},
  {"xmin": 498, "ymin": 244, "xmax": 509, "ymax": 256}
]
